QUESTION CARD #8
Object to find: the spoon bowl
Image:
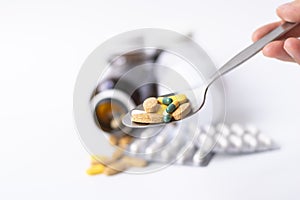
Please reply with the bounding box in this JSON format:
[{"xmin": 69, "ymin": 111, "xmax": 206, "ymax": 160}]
[{"xmin": 122, "ymin": 85, "xmax": 207, "ymax": 128}]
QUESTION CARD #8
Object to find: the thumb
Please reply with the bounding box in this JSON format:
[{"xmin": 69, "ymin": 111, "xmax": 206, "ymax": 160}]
[{"xmin": 277, "ymin": 0, "xmax": 300, "ymax": 22}]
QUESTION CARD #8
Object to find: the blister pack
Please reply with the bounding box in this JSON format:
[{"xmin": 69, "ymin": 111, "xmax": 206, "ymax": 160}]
[{"xmin": 125, "ymin": 123, "xmax": 279, "ymax": 167}]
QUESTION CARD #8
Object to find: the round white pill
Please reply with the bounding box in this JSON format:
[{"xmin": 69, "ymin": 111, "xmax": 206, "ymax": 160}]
[
  {"xmin": 176, "ymin": 145, "xmax": 195, "ymax": 164},
  {"xmin": 245, "ymin": 124, "xmax": 259, "ymax": 136},
  {"xmin": 228, "ymin": 134, "xmax": 243, "ymax": 149},
  {"xmin": 131, "ymin": 109, "xmax": 146, "ymax": 115},
  {"xmin": 203, "ymin": 125, "xmax": 216, "ymax": 136},
  {"xmin": 129, "ymin": 140, "xmax": 144, "ymax": 153},
  {"xmin": 193, "ymin": 149, "xmax": 207, "ymax": 165},
  {"xmin": 216, "ymin": 123, "xmax": 230, "ymax": 137},
  {"xmin": 198, "ymin": 133, "xmax": 207, "ymax": 145},
  {"xmin": 257, "ymin": 133, "xmax": 272, "ymax": 146},
  {"xmin": 215, "ymin": 135, "xmax": 229, "ymax": 150},
  {"xmin": 231, "ymin": 123, "xmax": 244, "ymax": 136},
  {"xmin": 145, "ymin": 141, "xmax": 163, "ymax": 154},
  {"xmin": 201, "ymin": 136, "xmax": 214, "ymax": 152},
  {"xmin": 129, "ymin": 142, "xmax": 139, "ymax": 153},
  {"xmin": 161, "ymin": 142, "xmax": 183, "ymax": 161},
  {"xmin": 243, "ymin": 134, "xmax": 258, "ymax": 149},
  {"xmin": 155, "ymin": 129, "xmax": 170, "ymax": 144}
]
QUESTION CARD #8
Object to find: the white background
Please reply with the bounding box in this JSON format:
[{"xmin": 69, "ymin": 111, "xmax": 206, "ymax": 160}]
[{"xmin": 1, "ymin": 0, "xmax": 300, "ymax": 199}]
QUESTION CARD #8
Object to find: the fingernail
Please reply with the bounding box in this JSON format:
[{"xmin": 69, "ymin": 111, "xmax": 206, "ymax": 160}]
[{"xmin": 284, "ymin": 43, "xmax": 295, "ymax": 59}]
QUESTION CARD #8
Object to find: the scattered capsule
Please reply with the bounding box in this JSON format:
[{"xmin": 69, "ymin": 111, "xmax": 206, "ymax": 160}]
[
  {"xmin": 103, "ymin": 161, "xmax": 128, "ymax": 176},
  {"xmin": 166, "ymin": 100, "xmax": 180, "ymax": 113},
  {"xmin": 163, "ymin": 113, "xmax": 172, "ymax": 123},
  {"xmin": 120, "ymin": 156, "xmax": 148, "ymax": 167},
  {"xmin": 86, "ymin": 164, "xmax": 105, "ymax": 175},
  {"xmin": 168, "ymin": 94, "xmax": 188, "ymax": 104},
  {"xmin": 157, "ymin": 97, "xmax": 173, "ymax": 105}
]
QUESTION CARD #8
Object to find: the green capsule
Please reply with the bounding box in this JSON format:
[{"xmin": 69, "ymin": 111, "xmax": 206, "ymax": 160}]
[
  {"xmin": 157, "ymin": 97, "xmax": 173, "ymax": 105},
  {"xmin": 163, "ymin": 113, "xmax": 172, "ymax": 123},
  {"xmin": 166, "ymin": 100, "xmax": 180, "ymax": 114},
  {"xmin": 163, "ymin": 97, "xmax": 173, "ymax": 105}
]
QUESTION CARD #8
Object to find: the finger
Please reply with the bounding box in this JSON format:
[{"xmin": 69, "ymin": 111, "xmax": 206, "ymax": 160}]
[
  {"xmin": 281, "ymin": 24, "xmax": 300, "ymax": 39},
  {"xmin": 262, "ymin": 40, "xmax": 294, "ymax": 62},
  {"xmin": 284, "ymin": 37, "xmax": 300, "ymax": 64},
  {"xmin": 253, "ymin": 22, "xmax": 300, "ymax": 42},
  {"xmin": 252, "ymin": 21, "xmax": 281, "ymax": 42},
  {"xmin": 277, "ymin": 1, "xmax": 300, "ymax": 22}
]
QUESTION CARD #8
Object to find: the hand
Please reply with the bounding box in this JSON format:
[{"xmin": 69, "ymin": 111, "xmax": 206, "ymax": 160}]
[{"xmin": 252, "ymin": 0, "xmax": 300, "ymax": 64}]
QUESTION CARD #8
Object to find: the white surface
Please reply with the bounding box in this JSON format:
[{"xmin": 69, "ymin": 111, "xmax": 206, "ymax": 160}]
[{"xmin": 1, "ymin": 0, "xmax": 300, "ymax": 199}]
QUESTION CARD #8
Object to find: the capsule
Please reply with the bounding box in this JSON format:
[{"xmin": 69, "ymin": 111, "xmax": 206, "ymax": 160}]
[
  {"xmin": 163, "ymin": 113, "xmax": 172, "ymax": 122},
  {"xmin": 156, "ymin": 104, "xmax": 167, "ymax": 115},
  {"xmin": 168, "ymin": 94, "xmax": 188, "ymax": 104},
  {"xmin": 157, "ymin": 97, "xmax": 173, "ymax": 105},
  {"xmin": 165, "ymin": 100, "xmax": 180, "ymax": 114},
  {"xmin": 86, "ymin": 164, "xmax": 105, "ymax": 175}
]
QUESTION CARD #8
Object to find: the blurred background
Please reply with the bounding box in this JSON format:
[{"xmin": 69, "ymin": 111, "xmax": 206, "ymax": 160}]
[{"xmin": 0, "ymin": 0, "xmax": 300, "ymax": 199}]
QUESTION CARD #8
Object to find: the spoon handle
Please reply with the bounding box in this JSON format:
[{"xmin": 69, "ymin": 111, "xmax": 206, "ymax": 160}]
[{"xmin": 207, "ymin": 22, "xmax": 299, "ymax": 86}]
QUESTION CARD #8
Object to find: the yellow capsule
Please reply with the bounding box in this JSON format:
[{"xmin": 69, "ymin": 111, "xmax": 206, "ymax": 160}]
[
  {"xmin": 156, "ymin": 104, "xmax": 167, "ymax": 115},
  {"xmin": 109, "ymin": 135, "xmax": 118, "ymax": 145},
  {"xmin": 120, "ymin": 156, "xmax": 148, "ymax": 167},
  {"xmin": 118, "ymin": 136, "xmax": 132, "ymax": 148},
  {"xmin": 103, "ymin": 161, "xmax": 128, "ymax": 176},
  {"xmin": 168, "ymin": 94, "xmax": 188, "ymax": 104},
  {"xmin": 86, "ymin": 164, "xmax": 105, "ymax": 175}
]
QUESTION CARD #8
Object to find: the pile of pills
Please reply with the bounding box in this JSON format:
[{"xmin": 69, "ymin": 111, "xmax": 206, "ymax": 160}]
[
  {"xmin": 86, "ymin": 149, "xmax": 148, "ymax": 176},
  {"xmin": 86, "ymin": 135, "xmax": 148, "ymax": 176},
  {"xmin": 131, "ymin": 94, "xmax": 192, "ymax": 124}
]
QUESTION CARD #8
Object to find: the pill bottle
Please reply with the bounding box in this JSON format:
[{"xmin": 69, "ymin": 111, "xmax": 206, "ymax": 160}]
[{"xmin": 93, "ymin": 50, "xmax": 161, "ymax": 135}]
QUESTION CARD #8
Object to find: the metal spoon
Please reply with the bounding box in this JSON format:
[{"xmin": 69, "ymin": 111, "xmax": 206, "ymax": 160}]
[{"xmin": 122, "ymin": 22, "xmax": 299, "ymax": 128}]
